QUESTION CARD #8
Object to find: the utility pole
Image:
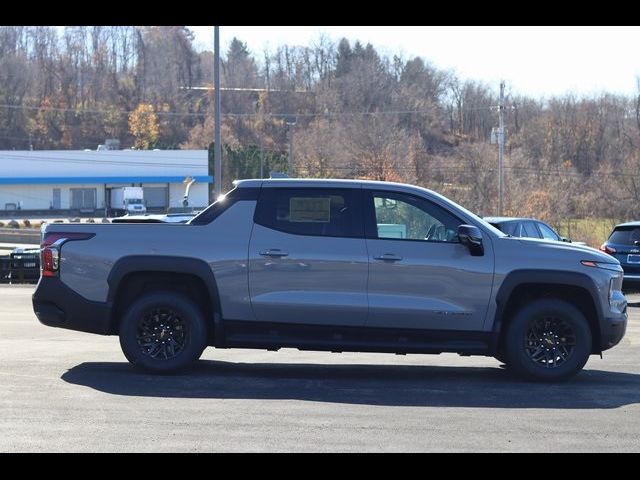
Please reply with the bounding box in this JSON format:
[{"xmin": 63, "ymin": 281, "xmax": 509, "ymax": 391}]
[
  {"xmin": 288, "ymin": 125, "xmax": 294, "ymax": 173},
  {"xmin": 259, "ymin": 139, "xmax": 264, "ymax": 179},
  {"xmin": 213, "ymin": 26, "xmax": 222, "ymax": 198},
  {"xmin": 497, "ymin": 80, "xmax": 505, "ymax": 216},
  {"xmin": 286, "ymin": 116, "xmax": 296, "ymax": 175}
]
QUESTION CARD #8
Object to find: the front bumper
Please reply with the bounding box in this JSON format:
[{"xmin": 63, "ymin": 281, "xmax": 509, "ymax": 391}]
[
  {"xmin": 32, "ymin": 277, "xmax": 113, "ymax": 335},
  {"xmin": 600, "ymin": 311, "xmax": 627, "ymax": 351}
]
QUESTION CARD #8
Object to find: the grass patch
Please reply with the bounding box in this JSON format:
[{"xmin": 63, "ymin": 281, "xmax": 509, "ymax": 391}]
[{"xmin": 552, "ymin": 218, "xmax": 624, "ymax": 248}]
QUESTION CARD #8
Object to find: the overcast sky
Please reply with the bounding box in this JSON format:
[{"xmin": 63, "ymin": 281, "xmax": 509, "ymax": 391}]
[{"xmin": 187, "ymin": 26, "xmax": 640, "ymax": 99}]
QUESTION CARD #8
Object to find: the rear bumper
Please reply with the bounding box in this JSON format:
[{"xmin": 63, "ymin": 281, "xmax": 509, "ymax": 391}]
[{"xmin": 32, "ymin": 277, "xmax": 113, "ymax": 335}]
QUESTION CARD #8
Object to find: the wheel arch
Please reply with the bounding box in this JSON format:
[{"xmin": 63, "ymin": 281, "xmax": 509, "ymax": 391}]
[
  {"xmin": 493, "ymin": 270, "xmax": 603, "ymax": 354},
  {"xmin": 107, "ymin": 256, "xmax": 221, "ymax": 343}
]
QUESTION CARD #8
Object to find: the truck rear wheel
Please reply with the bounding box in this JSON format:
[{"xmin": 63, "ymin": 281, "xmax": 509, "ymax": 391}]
[
  {"xmin": 119, "ymin": 291, "xmax": 207, "ymax": 373},
  {"xmin": 504, "ymin": 298, "xmax": 592, "ymax": 382}
]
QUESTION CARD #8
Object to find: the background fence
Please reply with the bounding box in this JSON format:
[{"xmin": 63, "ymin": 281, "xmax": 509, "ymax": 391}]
[{"xmin": 0, "ymin": 251, "xmax": 40, "ymax": 284}]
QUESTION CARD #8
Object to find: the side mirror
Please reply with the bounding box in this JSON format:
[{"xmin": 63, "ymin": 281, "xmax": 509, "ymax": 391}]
[
  {"xmin": 561, "ymin": 237, "xmax": 572, "ymax": 243},
  {"xmin": 458, "ymin": 224, "xmax": 484, "ymax": 256}
]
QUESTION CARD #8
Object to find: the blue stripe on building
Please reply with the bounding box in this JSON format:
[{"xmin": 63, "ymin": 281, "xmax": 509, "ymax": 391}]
[{"xmin": 0, "ymin": 176, "xmax": 213, "ymax": 185}]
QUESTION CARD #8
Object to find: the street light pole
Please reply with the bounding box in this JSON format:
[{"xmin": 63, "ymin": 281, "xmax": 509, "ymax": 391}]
[
  {"xmin": 213, "ymin": 26, "xmax": 222, "ymax": 198},
  {"xmin": 498, "ymin": 80, "xmax": 505, "ymax": 216},
  {"xmin": 491, "ymin": 81, "xmax": 510, "ymax": 216}
]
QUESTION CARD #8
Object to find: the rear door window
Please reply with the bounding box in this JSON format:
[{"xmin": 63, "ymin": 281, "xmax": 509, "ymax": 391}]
[
  {"xmin": 190, "ymin": 187, "xmax": 260, "ymax": 225},
  {"xmin": 254, "ymin": 188, "xmax": 363, "ymax": 238}
]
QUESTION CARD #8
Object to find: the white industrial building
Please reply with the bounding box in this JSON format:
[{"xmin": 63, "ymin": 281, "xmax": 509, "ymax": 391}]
[{"xmin": 0, "ymin": 150, "xmax": 211, "ymax": 215}]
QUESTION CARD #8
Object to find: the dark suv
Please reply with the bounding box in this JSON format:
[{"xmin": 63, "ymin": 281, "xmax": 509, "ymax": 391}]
[{"xmin": 600, "ymin": 222, "xmax": 640, "ymax": 289}]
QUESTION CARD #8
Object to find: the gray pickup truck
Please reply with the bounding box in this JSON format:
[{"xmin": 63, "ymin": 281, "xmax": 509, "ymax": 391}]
[{"xmin": 32, "ymin": 179, "xmax": 628, "ymax": 381}]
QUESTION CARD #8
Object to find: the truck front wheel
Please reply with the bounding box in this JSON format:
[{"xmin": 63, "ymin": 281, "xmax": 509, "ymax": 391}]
[
  {"xmin": 119, "ymin": 292, "xmax": 207, "ymax": 373},
  {"xmin": 504, "ymin": 298, "xmax": 592, "ymax": 382}
]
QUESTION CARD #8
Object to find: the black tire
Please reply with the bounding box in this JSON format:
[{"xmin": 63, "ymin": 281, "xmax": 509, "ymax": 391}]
[
  {"xmin": 504, "ymin": 298, "xmax": 592, "ymax": 382},
  {"xmin": 119, "ymin": 291, "xmax": 207, "ymax": 373}
]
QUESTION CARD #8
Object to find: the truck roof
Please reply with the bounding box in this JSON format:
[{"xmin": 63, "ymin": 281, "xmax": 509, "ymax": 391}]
[
  {"xmin": 231, "ymin": 178, "xmax": 491, "ymax": 231},
  {"xmin": 233, "ymin": 178, "xmax": 426, "ymax": 189}
]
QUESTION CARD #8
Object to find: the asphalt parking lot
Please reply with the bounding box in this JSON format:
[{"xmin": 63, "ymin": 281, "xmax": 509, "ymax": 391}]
[{"xmin": 1, "ymin": 284, "xmax": 639, "ymax": 452}]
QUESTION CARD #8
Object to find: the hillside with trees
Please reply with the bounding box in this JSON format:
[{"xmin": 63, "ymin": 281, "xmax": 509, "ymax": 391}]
[{"xmin": 2, "ymin": 26, "xmax": 640, "ymax": 243}]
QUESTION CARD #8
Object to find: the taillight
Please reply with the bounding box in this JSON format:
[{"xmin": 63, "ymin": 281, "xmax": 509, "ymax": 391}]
[
  {"xmin": 40, "ymin": 232, "xmax": 94, "ymax": 278},
  {"xmin": 41, "ymin": 247, "xmax": 58, "ymax": 277},
  {"xmin": 599, "ymin": 244, "xmax": 616, "ymax": 255}
]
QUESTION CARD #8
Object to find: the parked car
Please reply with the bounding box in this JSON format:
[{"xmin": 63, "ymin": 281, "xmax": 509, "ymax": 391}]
[
  {"xmin": 32, "ymin": 179, "xmax": 627, "ymax": 381},
  {"xmin": 600, "ymin": 221, "xmax": 640, "ymax": 290},
  {"xmin": 484, "ymin": 216, "xmax": 582, "ymax": 244}
]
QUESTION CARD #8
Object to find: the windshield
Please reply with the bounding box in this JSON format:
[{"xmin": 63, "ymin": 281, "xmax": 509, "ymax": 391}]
[
  {"xmin": 127, "ymin": 199, "xmax": 143, "ymax": 204},
  {"xmin": 424, "ymin": 188, "xmax": 507, "ymax": 237}
]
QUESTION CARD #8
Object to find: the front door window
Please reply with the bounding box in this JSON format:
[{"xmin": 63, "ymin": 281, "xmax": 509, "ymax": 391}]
[{"xmin": 371, "ymin": 192, "xmax": 460, "ymax": 243}]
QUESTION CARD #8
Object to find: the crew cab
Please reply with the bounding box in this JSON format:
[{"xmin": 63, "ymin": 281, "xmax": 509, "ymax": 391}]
[{"xmin": 32, "ymin": 179, "xmax": 628, "ymax": 381}]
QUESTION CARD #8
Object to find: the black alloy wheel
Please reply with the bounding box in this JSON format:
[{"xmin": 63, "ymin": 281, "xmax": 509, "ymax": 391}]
[
  {"xmin": 119, "ymin": 291, "xmax": 207, "ymax": 373},
  {"xmin": 504, "ymin": 298, "xmax": 592, "ymax": 381},
  {"xmin": 136, "ymin": 307, "xmax": 187, "ymax": 360},
  {"xmin": 524, "ymin": 316, "xmax": 577, "ymax": 368}
]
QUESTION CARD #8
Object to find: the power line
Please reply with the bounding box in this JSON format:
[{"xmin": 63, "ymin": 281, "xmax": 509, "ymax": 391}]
[
  {"xmin": 299, "ymin": 164, "xmax": 640, "ymax": 179},
  {"xmin": 0, "ymin": 103, "xmax": 204, "ymax": 117},
  {"xmin": 0, "ymin": 103, "xmax": 493, "ymax": 118},
  {"xmin": 0, "ymin": 150, "xmax": 638, "ymax": 179},
  {"xmin": 223, "ymin": 108, "xmax": 493, "ymax": 118},
  {"xmin": 180, "ymin": 86, "xmax": 312, "ymax": 93}
]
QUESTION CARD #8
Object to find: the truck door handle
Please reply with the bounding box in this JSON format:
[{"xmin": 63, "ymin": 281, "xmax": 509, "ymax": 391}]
[
  {"xmin": 373, "ymin": 253, "xmax": 403, "ymax": 262},
  {"xmin": 259, "ymin": 249, "xmax": 289, "ymax": 257}
]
